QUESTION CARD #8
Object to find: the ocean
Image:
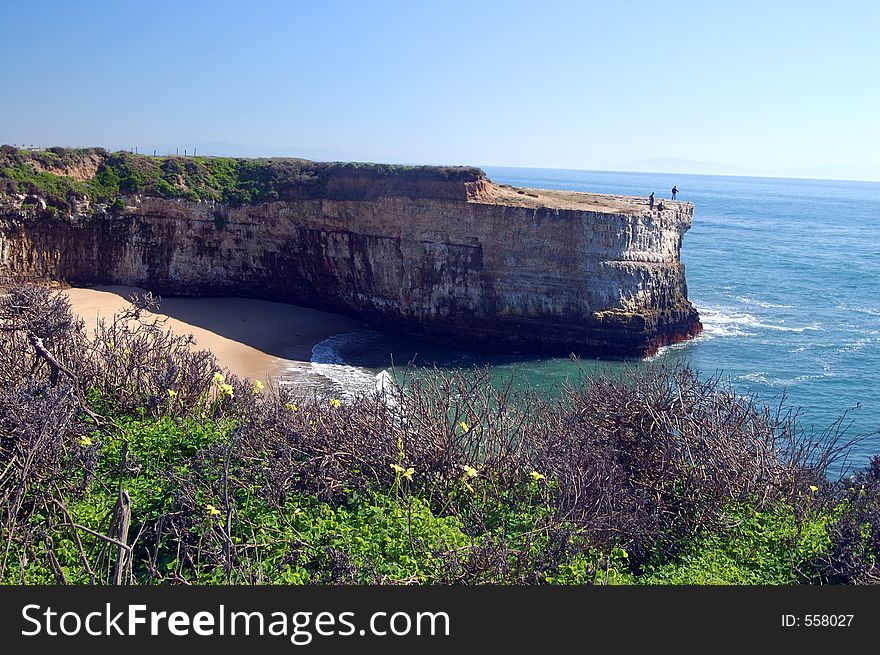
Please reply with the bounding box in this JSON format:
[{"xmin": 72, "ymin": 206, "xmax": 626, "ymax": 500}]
[{"xmin": 305, "ymin": 168, "xmax": 880, "ymax": 471}]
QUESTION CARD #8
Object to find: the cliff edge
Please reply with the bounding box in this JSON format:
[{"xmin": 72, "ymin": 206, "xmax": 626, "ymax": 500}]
[{"xmin": 0, "ymin": 148, "xmax": 701, "ymax": 358}]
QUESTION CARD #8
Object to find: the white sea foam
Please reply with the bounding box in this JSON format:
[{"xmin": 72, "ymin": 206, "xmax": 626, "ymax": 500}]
[
  {"xmin": 749, "ymin": 343, "xmax": 836, "ymax": 387},
  {"xmin": 694, "ymin": 301, "xmax": 819, "ymax": 338},
  {"xmin": 759, "ymin": 322, "xmax": 821, "ymax": 333},
  {"xmin": 835, "ymin": 338, "xmax": 873, "ymax": 354},
  {"xmin": 792, "ymin": 373, "xmax": 826, "ymax": 383},
  {"xmin": 735, "ymin": 296, "xmax": 794, "ymax": 309},
  {"xmin": 737, "ymin": 368, "xmax": 833, "ymax": 387},
  {"xmin": 373, "ymin": 369, "xmax": 403, "ymax": 409},
  {"xmin": 650, "ymin": 298, "xmax": 817, "ymax": 358},
  {"xmin": 310, "ymin": 332, "xmax": 394, "ymax": 400},
  {"xmin": 838, "ymin": 304, "xmax": 880, "ymax": 317},
  {"xmin": 646, "ymin": 339, "xmax": 692, "ymax": 360},
  {"xmin": 693, "ymin": 303, "xmax": 760, "ymax": 338},
  {"xmin": 738, "ymin": 371, "xmax": 769, "ymax": 384}
]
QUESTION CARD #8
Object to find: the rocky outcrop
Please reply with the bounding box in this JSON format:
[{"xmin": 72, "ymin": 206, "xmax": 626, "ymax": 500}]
[{"xmin": 0, "ymin": 163, "xmax": 701, "ymax": 358}]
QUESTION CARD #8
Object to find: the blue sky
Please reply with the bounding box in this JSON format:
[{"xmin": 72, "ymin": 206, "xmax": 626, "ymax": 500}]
[{"xmin": 1, "ymin": 0, "xmax": 878, "ymax": 180}]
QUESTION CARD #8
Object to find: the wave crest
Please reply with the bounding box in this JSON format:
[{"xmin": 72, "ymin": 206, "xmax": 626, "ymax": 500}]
[
  {"xmin": 310, "ymin": 332, "xmax": 391, "ymax": 399},
  {"xmin": 694, "ymin": 301, "xmax": 820, "ymax": 338}
]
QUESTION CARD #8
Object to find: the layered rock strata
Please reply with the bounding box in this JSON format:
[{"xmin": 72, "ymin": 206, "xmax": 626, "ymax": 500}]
[{"xmin": 0, "ymin": 162, "xmax": 701, "ymax": 358}]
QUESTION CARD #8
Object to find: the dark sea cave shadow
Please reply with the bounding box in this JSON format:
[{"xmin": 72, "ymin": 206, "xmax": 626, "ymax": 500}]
[
  {"xmin": 331, "ymin": 333, "xmax": 552, "ymax": 373},
  {"xmin": 298, "ymin": 319, "xmax": 556, "ymax": 373},
  {"xmin": 82, "ymin": 285, "xmax": 348, "ymax": 360},
  {"xmin": 86, "ymin": 285, "xmax": 560, "ymax": 372}
]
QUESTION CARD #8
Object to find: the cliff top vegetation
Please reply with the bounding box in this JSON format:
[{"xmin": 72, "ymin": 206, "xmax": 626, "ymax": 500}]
[
  {"xmin": 0, "ymin": 146, "xmax": 485, "ymax": 212},
  {"xmin": 0, "ymin": 146, "xmax": 687, "ymax": 218}
]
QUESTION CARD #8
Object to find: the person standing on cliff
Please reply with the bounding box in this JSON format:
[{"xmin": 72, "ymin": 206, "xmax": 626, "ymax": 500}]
[
  {"xmin": 649, "ymin": 192, "xmax": 655, "ymax": 210},
  {"xmin": 671, "ymin": 186, "xmax": 678, "ymax": 200}
]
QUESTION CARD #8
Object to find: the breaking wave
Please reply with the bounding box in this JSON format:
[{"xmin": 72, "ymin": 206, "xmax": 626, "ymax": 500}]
[
  {"xmin": 735, "ymin": 296, "xmax": 794, "ymax": 309},
  {"xmin": 694, "ymin": 301, "xmax": 820, "ymax": 339},
  {"xmin": 838, "ymin": 304, "xmax": 880, "ymax": 317},
  {"xmin": 310, "ymin": 332, "xmax": 393, "ymax": 399}
]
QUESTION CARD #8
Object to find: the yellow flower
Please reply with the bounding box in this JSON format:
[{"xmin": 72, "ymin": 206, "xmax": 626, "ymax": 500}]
[
  {"xmin": 329, "ymin": 398, "xmax": 342, "ymax": 409},
  {"xmin": 529, "ymin": 470, "xmax": 546, "ymax": 482},
  {"xmin": 458, "ymin": 421, "xmax": 470, "ymax": 433},
  {"xmin": 461, "ymin": 464, "xmax": 478, "ymax": 479},
  {"xmin": 78, "ymin": 435, "xmax": 93, "ymax": 447},
  {"xmin": 285, "ymin": 403, "xmax": 298, "ymax": 412},
  {"xmin": 391, "ymin": 463, "xmax": 415, "ymax": 480},
  {"xmin": 253, "ymin": 380, "xmax": 265, "ymax": 393},
  {"xmin": 205, "ymin": 503, "xmax": 221, "ymax": 516},
  {"xmin": 809, "ymin": 485, "xmax": 819, "ymax": 493},
  {"xmin": 167, "ymin": 389, "xmax": 177, "ymax": 398},
  {"xmin": 212, "ymin": 371, "xmax": 225, "ymax": 385},
  {"xmin": 218, "ymin": 383, "xmax": 234, "ymax": 398}
]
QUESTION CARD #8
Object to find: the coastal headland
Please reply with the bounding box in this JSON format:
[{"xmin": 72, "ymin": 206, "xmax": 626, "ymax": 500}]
[{"xmin": 0, "ymin": 147, "xmax": 701, "ymax": 358}]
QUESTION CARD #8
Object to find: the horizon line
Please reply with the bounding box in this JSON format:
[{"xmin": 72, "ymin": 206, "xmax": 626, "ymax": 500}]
[
  {"xmin": 6, "ymin": 142, "xmax": 879, "ymax": 185},
  {"xmin": 478, "ymin": 163, "xmax": 880, "ymax": 186}
]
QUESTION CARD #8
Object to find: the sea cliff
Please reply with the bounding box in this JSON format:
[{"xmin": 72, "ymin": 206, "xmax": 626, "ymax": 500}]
[{"xmin": 0, "ymin": 148, "xmax": 701, "ymax": 357}]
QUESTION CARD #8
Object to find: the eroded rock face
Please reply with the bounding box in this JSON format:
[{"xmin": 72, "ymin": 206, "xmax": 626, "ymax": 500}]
[{"xmin": 0, "ymin": 172, "xmax": 701, "ymax": 358}]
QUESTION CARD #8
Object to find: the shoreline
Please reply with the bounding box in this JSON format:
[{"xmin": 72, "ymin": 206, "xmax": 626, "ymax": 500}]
[{"xmin": 63, "ymin": 285, "xmax": 368, "ymax": 385}]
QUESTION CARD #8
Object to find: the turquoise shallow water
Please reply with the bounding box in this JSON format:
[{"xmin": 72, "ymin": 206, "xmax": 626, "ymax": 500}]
[{"xmin": 307, "ymin": 168, "xmax": 880, "ymax": 470}]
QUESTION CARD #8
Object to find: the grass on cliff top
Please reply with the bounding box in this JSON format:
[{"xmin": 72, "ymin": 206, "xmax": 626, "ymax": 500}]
[
  {"xmin": 0, "ymin": 146, "xmax": 485, "ymax": 212},
  {"xmin": 2, "ymin": 285, "xmax": 879, "ymax": 585}
]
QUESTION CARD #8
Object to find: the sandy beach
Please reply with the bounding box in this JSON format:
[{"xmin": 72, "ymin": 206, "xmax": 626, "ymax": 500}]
[{"xmin": 63, "ymin": 285, "xmax": 368, "ymax": 384}]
